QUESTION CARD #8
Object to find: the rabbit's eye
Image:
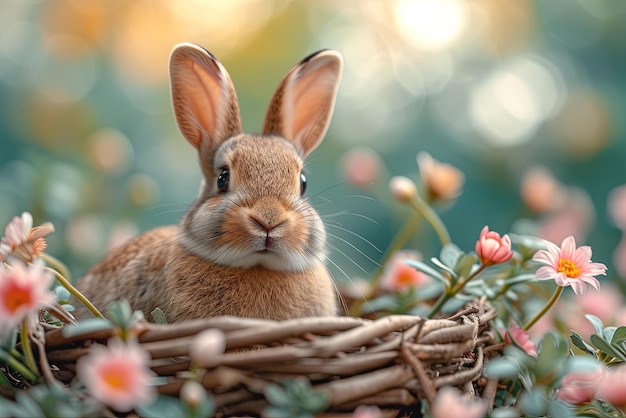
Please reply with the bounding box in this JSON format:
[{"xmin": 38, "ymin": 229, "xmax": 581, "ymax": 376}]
[
  {"xmin": 300, "ymin": 172, "xmax": 307, "ymax": 196},
  {"xmin": 217, "ymin": 169, "xmax": 230, "ymax": 192}
]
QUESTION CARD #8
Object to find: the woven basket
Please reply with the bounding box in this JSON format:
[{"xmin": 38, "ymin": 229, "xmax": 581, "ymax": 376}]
[{"xmin": 32, "ymin": 298, "xmax": 501, "ymax": 417}]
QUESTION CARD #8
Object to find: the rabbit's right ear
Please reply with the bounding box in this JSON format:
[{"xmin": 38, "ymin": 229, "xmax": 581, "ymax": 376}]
[{"xmin": 169, "ymin": 43, "xmax": 242, "ymax": 163}]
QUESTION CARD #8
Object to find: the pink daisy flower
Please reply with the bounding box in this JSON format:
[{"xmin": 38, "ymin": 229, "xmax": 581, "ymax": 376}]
[
  {"xmin": 77, "ymin": 338, "xmax": 156, "ymax": 412},
  {"xmin": 0, "ymin": 261, "xmax": 56, "ymax": 338},
  {"xmin": 533, "ymin": 236, "xmax": 607, "ymax": 295},
  {"xmin": 0, "ymin": 212, "xmax": 55, "ymax": 262}
]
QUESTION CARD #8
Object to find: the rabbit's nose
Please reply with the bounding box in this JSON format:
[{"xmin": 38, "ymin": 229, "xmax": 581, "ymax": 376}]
[{"xmin": 251, "ymin": 215, "xmax": 275, "ymax": 232}]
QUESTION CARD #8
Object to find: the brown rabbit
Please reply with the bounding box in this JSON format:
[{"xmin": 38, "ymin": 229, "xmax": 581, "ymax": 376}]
[{"xmin": 74, "ymin": 43, "xmax": 342, "ymax": 322}]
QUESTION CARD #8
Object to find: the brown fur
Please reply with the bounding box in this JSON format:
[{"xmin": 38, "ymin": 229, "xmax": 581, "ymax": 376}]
[{"xmin": 74, "ymin": 44, "xmax": 343, "ymax": 322}]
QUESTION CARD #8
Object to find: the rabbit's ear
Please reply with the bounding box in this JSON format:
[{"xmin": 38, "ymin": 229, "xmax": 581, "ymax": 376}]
[
  {"xmin": 263, "ymin": 50, "xmax": 342, "ymax": 157},
  {"xmin": 170, "ymin": 43, "xmax": 242, "ymax": 154}
]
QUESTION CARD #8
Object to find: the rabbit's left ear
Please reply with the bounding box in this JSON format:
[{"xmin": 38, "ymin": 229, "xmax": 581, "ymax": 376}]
[{"xmin": 262, "ymin": 50, "xmax": 343, "ymax": 157}]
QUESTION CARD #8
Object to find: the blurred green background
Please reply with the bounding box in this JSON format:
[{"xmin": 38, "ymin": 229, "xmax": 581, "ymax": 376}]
[{"xmin": 1, "ymin": 0, "xmax": 625, "ymax": 290}]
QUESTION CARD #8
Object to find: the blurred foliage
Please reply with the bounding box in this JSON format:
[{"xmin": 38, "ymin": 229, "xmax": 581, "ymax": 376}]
[{"xmin": 1, "ymin": 0, "xmax": 626, "ymax": 298}]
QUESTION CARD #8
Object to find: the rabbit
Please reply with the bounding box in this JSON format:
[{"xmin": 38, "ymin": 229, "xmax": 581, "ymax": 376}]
[{"xmin": 74, "ymin": 43, "xmax": 342, "ymax": 322}]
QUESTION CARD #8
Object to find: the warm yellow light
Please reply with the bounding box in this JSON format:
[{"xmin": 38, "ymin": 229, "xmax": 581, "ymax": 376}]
[{"xmin": 393, "ymin": 0, "xmax": 468, "ymax": 51}]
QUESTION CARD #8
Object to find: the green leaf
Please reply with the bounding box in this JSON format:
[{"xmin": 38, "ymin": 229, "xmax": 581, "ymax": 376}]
[
  {"xmin": 454, "ymin": 254, "xmax": 478, "ymax": 280},
  {"xmin": 264, "ymin": 383, "xmax": 291, "ymax": 407},
  {"xmin": 151, "ymin": 308, "xmax": 169, "ymax": 324},
  {"xmin": 590, "ymin": 334, "xmax": 626, "ymax": 361},
  {"xmin": 611, "ymin": 326, "xmax": 626, "ymax": 345},
  {"xmin": 509, "ymin": 234, "xmax": 546, "ymax": 251},
  {"xmin": 585, "ymin": 314, "xmax": 605, "ymax": 336},
  {"xmin": 440, "ymin": 243, "xmax": 463, "ymax": 269},
  {"xmin": 518, "ymin": 387, "xmax": 547, "ymax": 416},
  {"xmin": 0, "ymin": 370, "xmax": 11, "ymax": 388},
  {"xmin": 484, "ymin": 358, "xmax": 521, "ymax": 379},
  {"xmin": 108, "ymin": 299, "xmax": 133, "ymax": 326},
  {"xmin": 536, "ymin": 333, "xmax": 568, "ymax": 378},
  {"xmin": 404, "ymin": 259, "xmax": 447, "ymax": 283},
  {"xmin": 491, "ymin": 407, "xmax": 522, "ymax": 418},
  {"xmin": 62, "ymin": 318, "xmax": 112, "ymax": 338},
  {"xmin": 603, "ymin": 326, "xmax": 617, "ymax": 343},
  {"xmin": 502, "ymin": 274, "xmax": 537, "ymax": 287},
  {"xmin": 570, "ymin": 332, "xmax": 596, "ymax": 356},
  {"xmin": 430, "ymin": 257, "xmax": 457, "ymax": 279},
  {"xmin": 136, "ymin": 395, "xmax": 189, "ymax": 418}
]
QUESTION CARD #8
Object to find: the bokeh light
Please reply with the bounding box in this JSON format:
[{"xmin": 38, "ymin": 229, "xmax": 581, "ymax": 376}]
[{"xmin": 0, "ymin": 0, "xmax": 624, "ymax": 288}]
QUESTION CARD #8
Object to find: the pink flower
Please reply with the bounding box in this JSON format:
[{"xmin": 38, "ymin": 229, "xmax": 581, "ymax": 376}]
[
  {"xmin": 504, "ymin": 324, "xmax": 538, "ymax": 357},
  {"xmin": 612, "ymin": 236, "xmax": 626, "ymax": 278},
  {"xmin": 0, "ymin": 212, "xmax": 55, "ymax": 262},
  {"xmin": 380, "ymin": 251, "xmax": 429, "ymax": 292},
  {"xmin": 533, "ymin": 236, "xmax": 607, "ymax": 295},
  {"xmin": 431, "ymin": 386, "xmax": 487, "ymax": 418},
  {"xmin": 189, "ymin": 328, "xmax": 226, "ymax": 368},
  {"xmin": 557, "ymin": 369, "xmax": 603, "ymax": 405},
  {"xmin": 341, "ymin": 147, "xmax": 383, "ymax": 188},
  {"xmin": 352, "ymin": 405, "xmax": 382, "ymax": 418},
  {"xmin": 475, "ymin": 226, "xmax": 513, "ymax": 266},
  {"xmin": 417, "ymin": 152, "xmax": 464, "ymax": 201},
  {"xmin": 77, "ymin": 338, "xmax": 156, "ymax": 412},
  {"xmin": 597, "ymin": 365, "xmax": 626, "ymax": 407},
  {"xmin": 0, "ymin": 261, "xmax": 56, "ymax": 338},
  {"xmin": 520, "ymin": 165, "xmax": 566, "ymax": 213},
  {"xmin": 608, "ymin": 184, "xmax": 626, "ymax": 230}
]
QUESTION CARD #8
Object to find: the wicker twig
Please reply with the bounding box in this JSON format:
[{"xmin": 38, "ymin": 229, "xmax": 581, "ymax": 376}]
[{"xmin": 40, "ymin": 300, "xmax": 499, "ymax": 415}]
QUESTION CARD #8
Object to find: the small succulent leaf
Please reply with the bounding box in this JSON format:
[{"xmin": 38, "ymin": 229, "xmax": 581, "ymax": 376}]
[
  {"xmin": 590, "ymin": 334, "xmax": 626, "ymax": 361},
  {"xmin": 404, "ymin": 259, "xmax": 447, "ymax": 283},
  {"xmin": 569, "ymin": 332, "xmax": 596, "ymax": 356},
  {"xmin": 61, "ymin": 318, "xmax": 112, "ymax": 338},
  {"xmin": 585, "ymin": 314, "xmax": 605, "ymax": 337},
  {"xmin": 484, "ymin": 357, "xmax": 521, "ymax": 379}
]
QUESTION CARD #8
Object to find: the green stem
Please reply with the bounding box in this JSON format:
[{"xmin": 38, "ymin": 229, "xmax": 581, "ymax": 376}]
[
  {"xmin": 408, "ymin": 194, "xmax": 451, "ymax": 247},
  {"xmin": 427, "ymin": 264, "xmax": 486, "ymax": 318},
  {"xmin": 1, "ymin": 349, "xmax": 38, "ymax": 382},
  {"xmin": 523, "ymin": 285, "xmax": 563, "ymax": 331},
  {"xmin": 44, "ymin": 267, "xmax": 104, "ymax": 319},
  {"xmin": 20, "ymin": 321, "xmax": 39, "ymax": 378},
  {"xmin": 40, "ymin": 253, "xmax": 72, "ymax": 282}
]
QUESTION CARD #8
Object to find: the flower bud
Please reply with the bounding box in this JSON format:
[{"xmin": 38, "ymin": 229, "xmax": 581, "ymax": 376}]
[
  {"xmin": 180, "ymin": 380, "xmax": 207, "ymax": 408},
  {"xmin": 475, "ymin": 226, "xmax": 513, "ymax": 266},
  {"xmin": 189, "ymin": 328, "xmax": 226, "ymax": 368},
  {"xmin": 416, "ymin": 152, "xmax": 464, "ymax": 201},
  {"xmin": 389, "ymin": 176, "xmax": 417, "ymax": 202}
]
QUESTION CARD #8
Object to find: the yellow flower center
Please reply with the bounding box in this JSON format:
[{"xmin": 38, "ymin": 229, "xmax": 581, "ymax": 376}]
[
  {"xmin": 3, "ymin": 282, "xmax": 32, "ymax": 313},
  {"xmin": 102, "ymin": 366, "xmax": 127, "ymax": 390},
  {"xmin": 557, "ymin": 258, "xmax": 581, "ymax": 278}
]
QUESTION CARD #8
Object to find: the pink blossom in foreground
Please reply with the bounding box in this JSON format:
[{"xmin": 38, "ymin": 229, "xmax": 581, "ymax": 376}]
[
  {"xmin": 189, "ymin": 328, "xmax": 226, "ymax": 368},
  {"xmin": 77, "ymin": 338, "xmax": 156, "ymax": 412},
  {"xmin": 0, "ymin": 212, "xmax": 54, "ymax": 262},
  {"xmin": 504, "ymin": 324, "xmax": 538, "ymax": 357},
  {"xmin": 352, "ymin": 405, "xmax": 382, "ymax": 418},
  {"xmin": 0, "ymin": 262, "xmax": 56, "ymax": 338},
  {"xmin": 557, "ymin": 369, "xmax": 603, "ymax": 405},
  {"xmin": 520, "ymin": 165, "xmax": 566, "ymax": 213},
  {"xmin": 608, "ymin": 184, "xmax": 626, "ymax": 230},
  {"xmin": 431, "ymin": 386, "xmax": 487, "ymax": 418},
  {"xmin": 341, "ymin": 147, "xmax": 383, "ymax": 188},
  {"xmin": 533, "ymin": 236, "xmax": 607, "ymax": 295},
  {"xmin": 416, "ymin": 152, "xmax": 464, "ymax": 201},
  {"xmin": 597, "ymin": 364, "xmax": 626, "ymax": 408},
  {"xmin": 475, "ymin": 226, "xmax": 514, "ymax": 266},
  {"xmin": 380, "ymin": 251, "xmax": 429, "ymax": 292}
]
